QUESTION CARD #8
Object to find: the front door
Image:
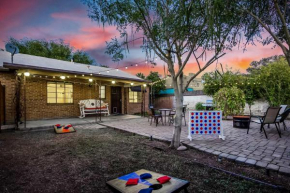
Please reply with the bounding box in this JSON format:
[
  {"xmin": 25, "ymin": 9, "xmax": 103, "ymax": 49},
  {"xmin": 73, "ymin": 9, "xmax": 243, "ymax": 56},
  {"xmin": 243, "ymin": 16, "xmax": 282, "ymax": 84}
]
[
  {"xmin": 0, "ymin": 83, "xmax": 5, "ymax": 126},
  {"xmin": 111, "ymin": 87, "xmax": 122, "ymax": 114}
]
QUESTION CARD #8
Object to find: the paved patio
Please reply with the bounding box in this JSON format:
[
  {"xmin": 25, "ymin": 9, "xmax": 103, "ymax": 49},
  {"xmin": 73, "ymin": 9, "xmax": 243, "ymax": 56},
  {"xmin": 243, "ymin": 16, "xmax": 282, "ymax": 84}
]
[
  {"xmin": 1, "ymin": 115, "xmax": 142, "ymax": 130},
  {"xmin": 100, "ymin": 116, "xmax": 290, "ymax": 175}
]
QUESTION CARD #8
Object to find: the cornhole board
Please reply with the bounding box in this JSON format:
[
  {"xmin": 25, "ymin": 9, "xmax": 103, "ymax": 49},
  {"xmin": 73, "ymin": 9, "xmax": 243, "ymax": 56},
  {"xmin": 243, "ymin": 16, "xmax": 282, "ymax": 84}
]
[
  {"xmin": 106, "ymin": 169, "xmax": 189, "ymax": 193},
  {"xmin": 188, "ymin": 111, "xmax": 225, "ymax": 140},
  {"xmin": 54, "ymin": 125, "xmax": 76, "ymax": 134}
]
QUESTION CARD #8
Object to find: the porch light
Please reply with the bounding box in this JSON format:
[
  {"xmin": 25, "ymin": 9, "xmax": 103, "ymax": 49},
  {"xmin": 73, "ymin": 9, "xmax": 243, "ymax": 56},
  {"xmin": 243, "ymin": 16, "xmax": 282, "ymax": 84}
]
[
  {"xmin": 75, "ymin": 75, "xmax": 77, "ymax": 77},
  {"xmin": 17, "ymin": 73, "xmax": 22, "ymax": 76},
  {"xmin": 98, "ymin": 72, "xmax": 101, "ymax": 74},
  {"xmin": 112, "ymin": 81, "xmax": 116, "ymax": 84},
  {"xmin": 143, "ymin": 84, "xmax": 146, "ymax": 87},
  {"xmin": 90, "ymin": 74, "xmax": 92, "ymax": 76},
  {"xmin": 89, "ymin": 79, "xmax": 93, "ymax": 82},
  {"xmin": 82, "ymin": 74, "xmax": 84, "ymax": 76},
  {"xmin": 24, "ymin": 72, "xmax": 30, "ymax": 77},
  {"xmin": 60, "ymin": 76, "xmax": 66, "ymax": 80},
  {"xmin": 125, "ymin": 67, "xmax": 128, "ymax": 69},
  {"xmin": 145, "ymin": 61, "xmax": 148, "ymax": 64},
  {"xmin": 67, "ymin": 76, "xmax": 70, "ymax": 78},
  {"xmin": 116, "ymin": 68, "xmax": 119, "ymax": 71},
  {"xmin": 107, "ymin": 70, "xmax": 109, "ymax": 73},
  {"xmin": 131, "ymin": 83, "xmax": 134, "ymax": 85},
  {"xmin": 135, "ymin": 64, "xmax": 138, "ymax": 66}
]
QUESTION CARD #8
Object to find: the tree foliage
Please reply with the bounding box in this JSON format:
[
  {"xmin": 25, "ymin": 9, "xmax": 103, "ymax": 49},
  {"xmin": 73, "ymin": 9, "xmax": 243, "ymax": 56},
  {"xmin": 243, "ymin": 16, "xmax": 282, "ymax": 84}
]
[
  {"xmin": 136, "ymin": 72, "xmax": 145, "ymax": 79},
  {"xmin": 146, "ymin": 71, "xmax": 166, "ymax": 94},
  {"xmin": 254, "ymin": 57, "xmax": 290, "ymax": 106},
  {"xmin": 73, "ymin": 50, "xmax": 94, "ymax": 64},
  {"xmin": 214, "ymin": 87, "xmax": 246, "ymax": 119},
  {"xmin": 82, "ymin": 0, "xmax": 242, "ymax": 148},
  {"xmin": 232, "ymin": 0, "xmax": 290, "ymax": 66},
  {"xmin": 7, "ymin": 37, "xmax": 94, "ymax": 64},
  {"xmin": 203, "ymin": 70, "xmax": 260, "ymax": 114},
  {"xmin": 246, "ymin": 55, "xmax": 283, "ymax": 73}
]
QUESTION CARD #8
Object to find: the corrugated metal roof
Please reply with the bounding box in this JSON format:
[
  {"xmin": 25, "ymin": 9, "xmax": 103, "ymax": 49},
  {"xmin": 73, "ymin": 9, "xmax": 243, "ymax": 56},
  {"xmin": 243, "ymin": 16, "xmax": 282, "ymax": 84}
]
[{"xmin": 0, "ymin": 50, "xmax": 145, "ymax": 82}]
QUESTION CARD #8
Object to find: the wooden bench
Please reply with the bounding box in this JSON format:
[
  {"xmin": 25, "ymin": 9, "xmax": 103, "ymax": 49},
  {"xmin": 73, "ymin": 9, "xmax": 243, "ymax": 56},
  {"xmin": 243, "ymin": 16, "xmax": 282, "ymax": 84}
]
[{"xmin": 79, "ymin": 99, "xmax": 110, "ymax": 118}]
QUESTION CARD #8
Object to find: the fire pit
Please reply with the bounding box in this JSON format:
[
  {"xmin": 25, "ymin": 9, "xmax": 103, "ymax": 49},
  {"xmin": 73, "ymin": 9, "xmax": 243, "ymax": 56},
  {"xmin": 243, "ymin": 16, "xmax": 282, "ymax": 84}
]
[{"xmin": 233, "ymin": 116, "xmax": 251, "ymax": 129}]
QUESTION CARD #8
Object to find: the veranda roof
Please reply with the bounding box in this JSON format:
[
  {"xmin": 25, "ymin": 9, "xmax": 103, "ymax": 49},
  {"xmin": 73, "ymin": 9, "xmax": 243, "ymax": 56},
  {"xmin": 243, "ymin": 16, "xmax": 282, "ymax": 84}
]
[{"xmin": 0, "ymin": 50, "xmax": 147, "ymax": 82}]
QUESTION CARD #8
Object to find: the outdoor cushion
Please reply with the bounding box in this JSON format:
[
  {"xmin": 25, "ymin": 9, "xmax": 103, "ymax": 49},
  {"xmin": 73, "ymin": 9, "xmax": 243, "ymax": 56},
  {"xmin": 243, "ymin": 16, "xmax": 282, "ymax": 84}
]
[
  {"xmin": 157, "ymin": 176, "xmax": 171, "ymax": 184},
  {"xmin": 126, "ymin": 178, "xmax": 139, "ymax": 186},
  {"xmin": 140, "ymin": 173, "xmax": 152, "ymax": 179},
  {"xmin": 138, "ymin": 188, "xmax": 153, "ymax": 193}
]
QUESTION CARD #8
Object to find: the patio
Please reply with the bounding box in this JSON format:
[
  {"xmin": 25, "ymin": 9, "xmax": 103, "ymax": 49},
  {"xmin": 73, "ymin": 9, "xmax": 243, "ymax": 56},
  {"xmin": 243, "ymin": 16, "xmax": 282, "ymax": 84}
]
[{"xmin": 99, "ymin": 115, "xmax": 290, "ymax": 175}]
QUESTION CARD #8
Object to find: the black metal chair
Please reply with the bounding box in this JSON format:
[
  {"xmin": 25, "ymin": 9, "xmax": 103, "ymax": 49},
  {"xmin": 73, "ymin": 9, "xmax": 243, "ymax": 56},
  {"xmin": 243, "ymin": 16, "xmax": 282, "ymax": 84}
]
[
  {"xmin": 150, "ymin": 108, "xmax": 163, "ymax": 126},
  {"xmin": 248, "ymin": 107, "xmax": 281, "ymax": 139},
  {"xmin": 182, "ymin": 106, "xmax": 187, "ymax": 126},
  {"xmin": 168, "ymin": 109, "xmax": 176, "ymax": 126},
  {"xmin": 276, "ymin": 108, "xmax": 290, "ymax": 131}
]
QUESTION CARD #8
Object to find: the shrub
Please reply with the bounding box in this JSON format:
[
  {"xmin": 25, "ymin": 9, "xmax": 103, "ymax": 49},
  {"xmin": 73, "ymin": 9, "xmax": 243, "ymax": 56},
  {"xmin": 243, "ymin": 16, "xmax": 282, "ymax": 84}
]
[
  {"xmin": 254, "ymin": 58, "xmax": 290, "ymax": 106},
  {"xmin": 214, "ymin": 87, "xmax": 245, "ymax": 119},
  {"xmin": 195, "ymin": 102, "xmax": 204, "ymax": 110}
]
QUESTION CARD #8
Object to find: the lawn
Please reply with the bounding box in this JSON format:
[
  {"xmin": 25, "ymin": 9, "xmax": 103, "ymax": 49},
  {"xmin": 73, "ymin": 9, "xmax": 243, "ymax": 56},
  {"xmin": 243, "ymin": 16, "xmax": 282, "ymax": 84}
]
[{"xmin": 0, "ymin": 124, "xmax": 289, "ymax": 193}]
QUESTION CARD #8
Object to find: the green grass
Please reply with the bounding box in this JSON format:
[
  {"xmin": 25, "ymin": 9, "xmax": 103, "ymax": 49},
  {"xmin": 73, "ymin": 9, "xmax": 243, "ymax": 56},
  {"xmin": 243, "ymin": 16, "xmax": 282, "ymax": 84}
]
[{"xmin": 0, "ymin": 126, "xmax": 287, "ymax": 193}]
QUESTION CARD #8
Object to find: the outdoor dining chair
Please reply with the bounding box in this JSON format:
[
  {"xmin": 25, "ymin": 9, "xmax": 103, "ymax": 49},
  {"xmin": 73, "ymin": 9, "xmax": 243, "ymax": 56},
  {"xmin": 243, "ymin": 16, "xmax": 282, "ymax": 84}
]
[
  {"xmin": 276, "ymin": 108, "xmax": 290, "ymax": 131},
  {"xmin": 168, "ymin": 106, "xmax": 187, "ymax": 126},
  {"xmin": 150, "ymin": 108, "xmax": 163, "ymax": 127},
  {"xmin": 248, "ymin": 107, "xmax": 281, "ymax": 139},
  {"xmin": 279, "ymin": 105, "xmax": 288, "ymax": 115}
]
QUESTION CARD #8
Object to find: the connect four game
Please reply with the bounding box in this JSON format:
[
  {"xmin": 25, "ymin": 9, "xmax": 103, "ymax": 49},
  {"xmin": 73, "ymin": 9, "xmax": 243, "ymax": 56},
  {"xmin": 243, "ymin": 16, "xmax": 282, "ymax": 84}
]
[{"xmin": 188, "ymin": 111, "xmax": 225, "ymax": 141}]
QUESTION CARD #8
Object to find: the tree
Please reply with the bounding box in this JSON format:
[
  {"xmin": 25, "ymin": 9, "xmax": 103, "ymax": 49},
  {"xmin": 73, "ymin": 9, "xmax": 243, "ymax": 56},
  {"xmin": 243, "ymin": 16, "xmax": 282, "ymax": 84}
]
[
  {"xmin": 146, "ymin": 71, "xmax": 166, "ymax": 94},
  {"xmin": 254, "ymin": 57, "xmax": 290, "ymax": 106},
  {"xmin": 234, "ymin": 0, "xmax": 290, "ymax": 66},
  {"xmin": 214, "ymin": 87, "xmax": 246, "ymax": 119},
  {"xmin": 73, "ymin": 50, "xmax": 94, "ymax": 64},
  {"xmin": 246, "ymin": 55, "xmax": 283, "ymax": 73},
  {"xmin": 136, "ymin": 72, "xmax": 145, "ymax": 79},
  {"xmin": 83, "ymin": 0, "xmax": 241, "ymax": 148},
  {"xmin": 203, "ymin": 70, "xmax": 260, "ymax": 114},
  {"xmin": 7, "ymin": 38, "xmax": 94, "ymax": 64}
]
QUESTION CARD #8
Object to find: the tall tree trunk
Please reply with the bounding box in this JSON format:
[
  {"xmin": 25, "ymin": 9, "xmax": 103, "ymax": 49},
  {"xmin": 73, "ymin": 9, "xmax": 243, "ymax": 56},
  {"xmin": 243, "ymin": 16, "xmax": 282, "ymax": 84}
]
[{"xmin": 170, "ymin": 78, "xmax": 183, "ymax": 148}]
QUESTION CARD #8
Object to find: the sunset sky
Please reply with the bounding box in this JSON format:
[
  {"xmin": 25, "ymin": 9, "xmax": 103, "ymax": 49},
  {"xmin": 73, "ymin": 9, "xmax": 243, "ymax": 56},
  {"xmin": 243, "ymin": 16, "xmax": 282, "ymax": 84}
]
[{"xmin": 0, "ymin": 0, "xmax": 283, "ymax": 77}]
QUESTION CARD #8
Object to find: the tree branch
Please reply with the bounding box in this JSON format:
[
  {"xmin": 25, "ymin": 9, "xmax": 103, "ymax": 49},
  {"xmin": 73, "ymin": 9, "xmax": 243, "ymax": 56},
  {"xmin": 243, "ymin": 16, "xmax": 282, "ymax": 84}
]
[
  {"xmin": 183, "ymin": 52, "xmax": 226, "ymax": 93},
  {"xmin": 273, "ymin": 0, "xmax": 290, "ymax": 45},
  {"xmin": 244, "ymin": 9, "xmax": 288, "ymax": 53}
]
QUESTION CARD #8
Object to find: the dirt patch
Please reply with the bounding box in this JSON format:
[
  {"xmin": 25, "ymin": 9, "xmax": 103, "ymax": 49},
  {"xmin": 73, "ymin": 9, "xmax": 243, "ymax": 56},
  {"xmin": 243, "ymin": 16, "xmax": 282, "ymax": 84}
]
[{"xmin": 0, "ymin": 126, "xmax": 289, "ymax": 193}]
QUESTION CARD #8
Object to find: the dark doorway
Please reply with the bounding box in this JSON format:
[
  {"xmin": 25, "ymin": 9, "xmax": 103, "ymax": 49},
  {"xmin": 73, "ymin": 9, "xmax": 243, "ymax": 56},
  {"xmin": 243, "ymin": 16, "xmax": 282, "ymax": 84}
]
[{"xmin": 111, "ymin": 87, "xmax": 122, "ymax": 114}]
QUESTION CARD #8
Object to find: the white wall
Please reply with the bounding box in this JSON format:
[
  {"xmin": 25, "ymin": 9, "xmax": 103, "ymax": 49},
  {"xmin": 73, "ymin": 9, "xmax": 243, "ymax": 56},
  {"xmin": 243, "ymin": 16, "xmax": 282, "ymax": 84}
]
[
  {"xmin": 184, "ymin": 95, "xmax": 270, "ymax": 116},
  {"xmin": 183, "ymin": 95, "xmax": 213, "ymax": 109}
]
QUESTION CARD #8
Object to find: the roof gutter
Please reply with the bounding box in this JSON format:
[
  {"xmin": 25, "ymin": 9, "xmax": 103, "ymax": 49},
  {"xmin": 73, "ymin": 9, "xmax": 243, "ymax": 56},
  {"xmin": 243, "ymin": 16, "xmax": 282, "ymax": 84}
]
[{"xmin": 3, "ymin": 62, "xmax": 150, "ymax": 83}]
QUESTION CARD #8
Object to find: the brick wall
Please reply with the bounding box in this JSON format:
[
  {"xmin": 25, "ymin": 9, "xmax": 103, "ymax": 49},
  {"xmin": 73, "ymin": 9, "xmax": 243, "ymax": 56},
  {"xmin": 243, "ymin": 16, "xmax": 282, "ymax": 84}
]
[
  {"xmin": 0, "ymin": 71, "xmax": 16, "ymax": 124},
  {"xmin": 154, "ymin": 96, "xmax": 174, "ymax": 109},
  {"xmin": 22, "ymin": 77, "xmax": 112, "ymax": 121},
  {"xmin": 126, "ymin": 87, "xmax": 149, "ymax": 114},
  {"xmin": 0, "ymin": 72, "xmax": 148, "ymax": 122}
]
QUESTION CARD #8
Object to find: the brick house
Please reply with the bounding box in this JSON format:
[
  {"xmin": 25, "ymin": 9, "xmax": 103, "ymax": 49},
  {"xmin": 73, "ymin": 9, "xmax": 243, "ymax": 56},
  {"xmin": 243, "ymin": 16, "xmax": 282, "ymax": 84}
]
[{"xmin": 0, "ymin": 51, "xmax": 149, "ymax": 126}]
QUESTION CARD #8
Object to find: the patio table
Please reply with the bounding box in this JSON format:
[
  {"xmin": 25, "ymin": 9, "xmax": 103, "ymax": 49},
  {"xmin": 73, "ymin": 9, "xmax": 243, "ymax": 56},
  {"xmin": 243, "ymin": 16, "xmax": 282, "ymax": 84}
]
[
  {"xmin": 159, "ymin": 108, "xmax": 173, "ymax": 125},
  {"xmin": 106, "ymin": 169, "xmax": 189, "ymax": 193}
]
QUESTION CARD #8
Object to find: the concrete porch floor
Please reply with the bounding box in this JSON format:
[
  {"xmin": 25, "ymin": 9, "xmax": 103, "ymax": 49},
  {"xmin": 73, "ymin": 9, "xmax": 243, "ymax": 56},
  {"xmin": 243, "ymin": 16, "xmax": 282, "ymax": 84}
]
[{"xmin": 1, "ymin": 115, "xmax": 142, "ymax": 130}]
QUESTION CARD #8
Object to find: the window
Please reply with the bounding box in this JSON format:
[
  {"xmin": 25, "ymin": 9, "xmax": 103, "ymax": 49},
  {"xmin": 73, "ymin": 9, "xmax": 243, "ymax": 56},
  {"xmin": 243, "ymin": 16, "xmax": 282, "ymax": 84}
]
[
  {"xmin": 129, "ymin": 89, "xmax": 141, "ymax": 103},
  {"xmin": 47, "ymin": 82, "xmax": 73, "ymax": 103},
  {"xmin": 99, "ymin": 86, "xmax": 106, "ymax": 99}
]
